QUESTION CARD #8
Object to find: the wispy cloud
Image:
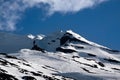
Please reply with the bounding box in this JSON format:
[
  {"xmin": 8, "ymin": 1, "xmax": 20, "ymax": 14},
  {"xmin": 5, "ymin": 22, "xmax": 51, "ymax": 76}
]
[{"xmin": 0, "ymin": 0, "xmax": 107, "ymax": 31}]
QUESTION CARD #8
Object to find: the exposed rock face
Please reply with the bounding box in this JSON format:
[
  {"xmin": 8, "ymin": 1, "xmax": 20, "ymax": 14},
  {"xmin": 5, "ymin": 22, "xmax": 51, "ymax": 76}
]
[
  {"xmin": 60, "ymin": 32, "xmax": 89, "ymax": 46},
  {"xmin": 31, "ymin": 44, "xmax": 45, "ymax": 53},
  {"xmin": 56, "ymin": 47, "xmax": 77, "ymax": 53},
  {"xmin": 60, "ymin": 36, "xmax": 70, "ymax": 45},
  {"xmin": 0, "ymin": 73, "xmax": 18, "ymax": 80},
  {"xmin": 31, "ymin": 40, "xmax": 45, "ymax": 53}
]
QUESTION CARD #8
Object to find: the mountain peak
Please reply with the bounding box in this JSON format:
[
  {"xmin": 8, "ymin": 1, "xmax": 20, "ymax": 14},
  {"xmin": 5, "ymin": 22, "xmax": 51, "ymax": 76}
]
[
  {"xmin": 37, "ymin": 30, "xmax": 108, "ymax": 52},
  {"xmin": 65, "ymin": 30, "xmax": 108, "ymax": 49},
  {"xmin": 0, "ymin": 31, "xmax": 120, "ymax": 80},
  {"xmin": 66, "ymin": 30, "xmax": 82, "ymax": 38}
]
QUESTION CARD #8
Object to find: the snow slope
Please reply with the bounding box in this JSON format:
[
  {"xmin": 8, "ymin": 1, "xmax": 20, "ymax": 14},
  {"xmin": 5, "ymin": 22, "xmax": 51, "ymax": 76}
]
[
  {"xmin": 38, "ymin": 30, "xmax": 108, "ymax": 52},
  {"xmin": 0, "ymin": 30, "xmax": 120, "ymax": 80}
]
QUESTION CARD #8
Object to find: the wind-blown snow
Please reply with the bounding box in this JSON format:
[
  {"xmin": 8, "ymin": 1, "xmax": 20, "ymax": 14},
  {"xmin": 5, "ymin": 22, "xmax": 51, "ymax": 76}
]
[
  {"xmin": 28, "ymin": 34, "xmax": 35, "ymax": 39},
  {"xmin": 36, "ymin": 34, "xmax": 45, "ymax": 40}
]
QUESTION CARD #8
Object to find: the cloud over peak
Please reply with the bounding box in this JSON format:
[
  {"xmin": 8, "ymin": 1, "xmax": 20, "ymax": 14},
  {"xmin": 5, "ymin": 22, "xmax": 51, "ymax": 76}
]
[{"xmin": 0, "ymin": 0, "xmax": 107, "ymax": 31}]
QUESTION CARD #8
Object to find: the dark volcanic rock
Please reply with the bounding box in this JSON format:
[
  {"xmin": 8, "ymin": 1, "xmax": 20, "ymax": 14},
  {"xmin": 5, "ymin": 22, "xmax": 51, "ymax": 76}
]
[
  {"xmin": 32, "ymin": 40, "xmax": 45, "ymax": 52},
  {"xmin": 5, "ymin": 55, "xmax": 18, "ymax": 59},
  {"xmin": 81, "ymin": 68, "xmax": 95, "ymax": 73},
  {"xmin": 0, "ymin": 58, "xmax": 8, "ymax": 66},
  {"xmin": 97, "ymin": 62, "xmax": 105, "ymax": 67},
  {"xmin": 72, "ymin": 56, "xmax": 80, "ymax": 58},
  {"xmin": 51, "ymin": 40, "xmax": 56, "ymax": 42},
  {"xmin": 0, "ymin": 53, "xmax": 7, "ymax": 55},
  {"xmin": 22, "ymin": 76, "xmax": 36, "ymax": 80},
  {"xmin": 60, "ymin": 33, "xmax": 89, "ymax": 46},
  {"xmin": 60, "ymin": 36, "xmax": 70, "ymax": 45},
  {"xmin": 0, "ymin": 68, "xmax": 7, "ymax": 73},
  {"xmin": 31, "ymin": 72, "xmax": 42, "ymax": 76},
  {"xmin": 112, "ymin": 68, "xmax": 120, "ymax": 71},
  {"xmin": 104, "ymin": 58, "xmax": 120, "ymax": 63},
  {"xmin": 0, "ymin": 58, "xmax": 18, "ymax": 67},
  {"xmin": 75, "ymin": 46, "xmax": 84, "ymax": 49},
  {"xmin": 87, "ymin": 53, "xmax": 96, "ymax": 57},
  {"xmin": 0, "ymin": 73, "xmax": 18, "ymax": 80},
  {"xmin": 31, "ymin": 45, "xmax": 45, "ymax": 53},
  {"xmin": 18, "ymin": 68, "xmax": 29, "ymax": 74},
  {"xmin": 56, "ymin": 47, "xmax": 77, "ymax": 53}
]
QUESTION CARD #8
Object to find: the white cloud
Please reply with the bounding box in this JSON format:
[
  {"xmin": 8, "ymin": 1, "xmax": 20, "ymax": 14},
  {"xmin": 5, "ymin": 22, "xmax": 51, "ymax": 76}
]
[{"xmin": 0, "ymin": 0, "xmax": 107, "ymax": 31}]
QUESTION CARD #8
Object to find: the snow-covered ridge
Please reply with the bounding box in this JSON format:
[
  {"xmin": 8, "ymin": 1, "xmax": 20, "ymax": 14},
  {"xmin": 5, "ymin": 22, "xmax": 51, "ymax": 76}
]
[
  {"xmin": 38, "ymin": 30, "xmax": 110, "ymax": 52},
  {"xmin": 0, "ymin": 30, "xmax": 120, "ymax": 80},
  {"xmin": 0, "ymin": 30, "xmax": 118, "ymax": 53},
  {"xmin": 0, "ymin": 48, "xmax": 120, "ymax": 80},
  {"xmin": 66, "ymin": 30, "xmax": 108, "ymax": 48}
]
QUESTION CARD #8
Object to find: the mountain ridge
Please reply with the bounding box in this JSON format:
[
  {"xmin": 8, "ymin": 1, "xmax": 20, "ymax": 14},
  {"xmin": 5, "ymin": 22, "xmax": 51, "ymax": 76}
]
[{"xmin": 0, "ymin": 30, "xmax": 120, "ymax": 80}]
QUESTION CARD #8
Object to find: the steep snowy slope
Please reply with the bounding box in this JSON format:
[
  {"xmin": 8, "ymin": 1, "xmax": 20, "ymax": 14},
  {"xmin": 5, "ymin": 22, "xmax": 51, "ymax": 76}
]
[
  {"xmin": 0, "ymin": 48, "xmax": 120, "ymax": 80},
  {"xmin": 0, "ymin": 30, "xmax": 120, "ymax": 80},
  {"xmin": 0, "ymin": 51, "xmax": 72, "ymax": 80},
  {"xmin": 38, "ymin": 30, "xmax": 108, "ymax": 51}
]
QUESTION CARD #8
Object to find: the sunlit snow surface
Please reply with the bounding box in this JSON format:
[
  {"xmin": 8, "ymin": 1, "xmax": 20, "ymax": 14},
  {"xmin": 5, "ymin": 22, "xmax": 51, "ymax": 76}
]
[
  {"xmin": 1, "ymin": 48, "xmax": 119, "ymax": 80},
  {"xmin": 0, "ymin": 30, "xmax": 120, "ymax": 80}
]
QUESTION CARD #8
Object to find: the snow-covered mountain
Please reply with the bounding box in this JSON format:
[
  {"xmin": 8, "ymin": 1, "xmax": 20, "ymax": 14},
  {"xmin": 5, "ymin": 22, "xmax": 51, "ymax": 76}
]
[{"xmin": 0, "ymin": 30, "xmax": 120, "ymax": 80}]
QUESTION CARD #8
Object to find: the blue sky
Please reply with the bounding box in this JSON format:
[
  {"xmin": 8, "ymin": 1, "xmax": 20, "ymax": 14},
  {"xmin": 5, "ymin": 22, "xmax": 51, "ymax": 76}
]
[{"xmin": 0, "ymin": 0, "xmax": 120, "ymax": 50}]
